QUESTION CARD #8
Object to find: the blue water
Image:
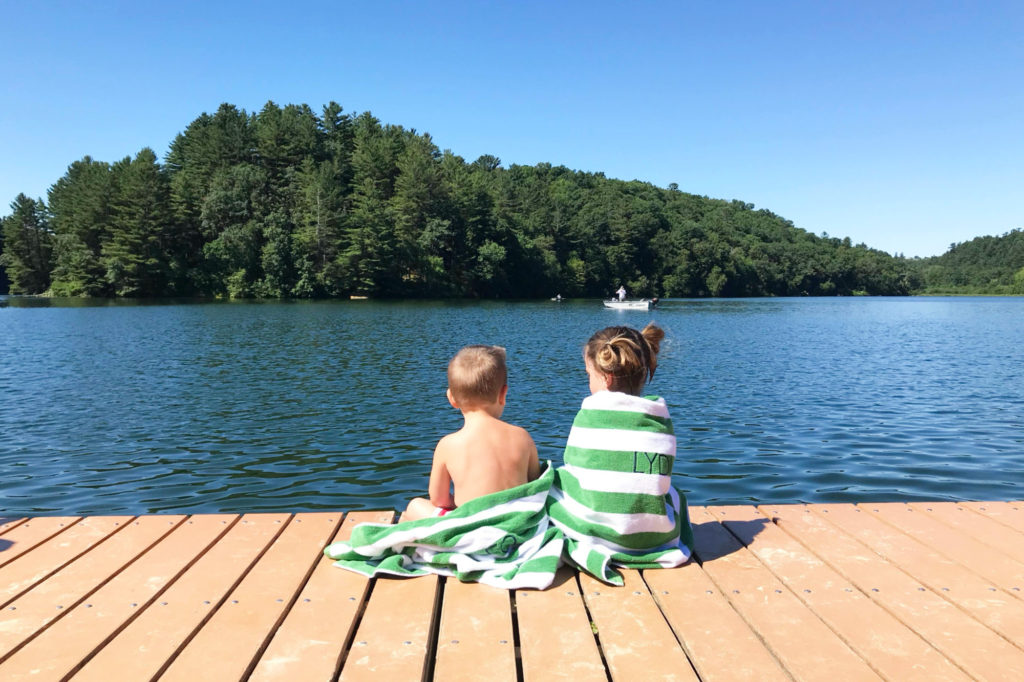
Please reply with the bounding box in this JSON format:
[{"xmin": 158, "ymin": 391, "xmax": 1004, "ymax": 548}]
[{"xmin": 1, "ymin": 296, "xmax": 1022, "ymax": 515}]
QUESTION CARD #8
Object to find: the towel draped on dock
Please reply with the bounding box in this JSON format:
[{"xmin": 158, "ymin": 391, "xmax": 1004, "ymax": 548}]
[
  {"xmin": 325, "ymin": 391, "xmax": 694, "ymax": 589},
  {"xmin": 325, "ymin": 466, "xmax": 564, "ymax": 590}
]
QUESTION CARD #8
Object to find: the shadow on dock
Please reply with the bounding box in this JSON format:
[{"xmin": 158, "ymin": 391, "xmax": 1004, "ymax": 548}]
[
  {"xmin": 691, "ymin": 517, "xmax": 770, "ymax": 563},
  {"xmin": 0, "ymin": 517, "xmax": 19, "ymax": 552}
]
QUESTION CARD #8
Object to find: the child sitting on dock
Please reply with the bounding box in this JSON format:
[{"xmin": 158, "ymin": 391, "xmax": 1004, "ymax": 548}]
[
  {"xmin": 401, "ymin": 344, "xmax": 541, "ymax": 521},
  {"xmin": 326, "ymin": 344, "xmax": 560, "ymax": 589},
  {"xmin": 546, "ymin": 323, "xmax": 694, "ymax": 584}
]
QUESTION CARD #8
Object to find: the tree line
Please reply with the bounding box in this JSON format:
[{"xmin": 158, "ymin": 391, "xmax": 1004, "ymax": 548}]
[
  {"xmin": 910, "ymin": 229, "xmax": 1024, "ymax": 295},
  {"xmin": 1, "ymin": 100, "xmax": 1007, "ymax": 300}
]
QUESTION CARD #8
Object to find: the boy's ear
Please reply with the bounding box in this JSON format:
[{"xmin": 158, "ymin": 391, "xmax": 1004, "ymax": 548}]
[
  {"xmin": 498, "ymin": 384, "xmax": 508, "ymax": 405},
  {"xmin": 446, "ymin": 388, "xmax": 459, "ymax": 409}
]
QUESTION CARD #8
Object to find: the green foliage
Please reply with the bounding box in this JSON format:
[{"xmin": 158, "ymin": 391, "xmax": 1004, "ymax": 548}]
[
  {"xmin": 0, "ymin": 194, "xmax": 52, "ymax": 294},
  {"xmin": 5, "ymin": 99, "xmax": 1000, "ymax": 300},
  {"xmin": 912, "ymin": 229, "xmax": 1024, "ymax": 295},
  {"xmin": 102, "ymin": 148, "xmax": 173, "ymax": 296},
  {"xmin": 48, "ymin": 156, "xmax": 114, "ymax": 296}
]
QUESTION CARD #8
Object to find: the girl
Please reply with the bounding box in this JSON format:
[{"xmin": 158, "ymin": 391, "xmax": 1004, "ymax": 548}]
[{"xmin": 547, "ymin": 323, "xmax": 693, "ymax": 584}]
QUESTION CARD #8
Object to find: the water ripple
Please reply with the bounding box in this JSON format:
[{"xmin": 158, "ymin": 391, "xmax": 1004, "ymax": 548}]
[{"xmin": 1, "ymin": 296, "xmax": 1023, "ymax": 514}]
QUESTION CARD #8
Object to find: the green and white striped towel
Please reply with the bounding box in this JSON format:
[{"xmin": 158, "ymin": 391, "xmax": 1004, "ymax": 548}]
[
  {"xmin": 546, "ymin": 390, "xmax": 694, "ymax": 585},
  {"xmin": 324, "ymin": 464, "xmax": 564, "ymax": 590}
]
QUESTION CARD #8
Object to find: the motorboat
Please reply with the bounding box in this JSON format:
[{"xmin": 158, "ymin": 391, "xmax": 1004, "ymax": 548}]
[{"xmin": 603, "ymin": 299, "xmax": 652, "ymax": 310}]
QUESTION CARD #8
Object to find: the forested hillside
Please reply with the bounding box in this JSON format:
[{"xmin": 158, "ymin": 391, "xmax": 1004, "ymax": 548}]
[
  {"xmin": 910, "ymin": 229, "xmax": 1024, "ymax": 295},
  {"xmin": 2, "ymin": 101, "xmax": 926, "ymax": 298}
]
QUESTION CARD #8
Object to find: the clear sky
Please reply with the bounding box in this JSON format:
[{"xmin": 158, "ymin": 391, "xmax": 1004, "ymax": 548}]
[{"xmin": 2, "ymin": 1, "xmax": 1021, "ymax": 257}]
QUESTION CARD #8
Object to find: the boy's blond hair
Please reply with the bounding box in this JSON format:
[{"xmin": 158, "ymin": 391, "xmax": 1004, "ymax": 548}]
[{"xmin": 447, "ymin": 345, "xmax": 507, "ymax": 407}]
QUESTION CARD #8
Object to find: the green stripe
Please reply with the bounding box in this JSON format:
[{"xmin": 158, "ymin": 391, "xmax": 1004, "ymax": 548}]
[
  {"xmin": 582, "ymin": 545, "xmax": 611, "ymax": 580},
  {"xmin": 572, "ymin": 409, "xmax": 674, "ymax": 434},
  {"xmin": 605, "ymin": 552, "xmax": 677, "ymax": 567},
  {"xmin": 555, "ymin": 468, "xmax": 670, "ymax": 516},
  {"xmin": 563, "ymin": 446, "xmax": 676, "ymax": 473},
  {"xmin": 547, "ymin": 501, "xmax": 680, "ymax": 551},
  {"xmin": 563, "ymin": 542, "xmax": 623, "ymax": 585},
  {"xmin": 510, "ymin": 553, "xmax": 561, "ymax": 576}
]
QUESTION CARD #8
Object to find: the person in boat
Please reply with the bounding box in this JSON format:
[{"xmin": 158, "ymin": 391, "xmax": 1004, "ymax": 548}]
[
  {"xmin": 402, "ymin": 345, "xmax": 541, "ymax": 521},
  {"xmin": 615, "ymin": 285, "xmax": 627, "ymax": 301}
]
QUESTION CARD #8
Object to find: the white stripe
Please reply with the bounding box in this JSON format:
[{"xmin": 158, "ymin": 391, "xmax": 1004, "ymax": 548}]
[
  {"xmin": 561, "ymin": 464, "xmax": 670, "ymax": 496},
  {"xmin": 344, "ymin": 498, "xmax": 543, "ymax": 557},
  {"xmin": 568, "ymin": 542, "xmax": 614, "ymax": 572},
  {"xmin": 479, "ymin": 553, "xmax": 561, "ymax": 589},
  {"xmin": 548, "ymin": 487, "xmax": 677, "ymax": 535},
  {"xmin": 650, "ymin": 547, "xmax": 691, "ymax": 567},
  {"xmin": 425, "ymin": 533, "xmax": 562, "ymax": 582},
  {"xmin": 567, "ymin": 426, "xmax": 676, "ymax": 455},
  {"xmin": 558, "ymin": 520, "xmax": 691, "ymax": 565},
  {"xmin": 582, "ymin": 391, "xmax": 669, "ymax": 417}
]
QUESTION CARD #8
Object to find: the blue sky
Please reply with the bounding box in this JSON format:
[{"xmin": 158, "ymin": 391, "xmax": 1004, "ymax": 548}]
[{"xmin": 2, "ymin": 1, "xmax": 1021, "ymax": 257}]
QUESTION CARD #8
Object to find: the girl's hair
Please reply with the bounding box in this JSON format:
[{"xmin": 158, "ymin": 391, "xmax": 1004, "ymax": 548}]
[{"xmin": 584, "ymin": 323, "xmax": 664, "ymax": 395}]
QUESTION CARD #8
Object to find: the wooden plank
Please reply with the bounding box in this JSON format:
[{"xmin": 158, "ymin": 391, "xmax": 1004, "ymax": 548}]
[
  {"xmin": 0, "ymin": 516, "xmax": 128, "ymax": 604},
  {"xmin": 249, "ymin": 511, "xmax": 393, "ymax": 682},
  {"xmin": 0, "ymin": 518, "xmax": 29, "ymax": 534},
  {"xmin": 0, "ymin": 515, "xmax": 182, "ymax": 663},
  {"xmin": 0, "ymin": 516, "xmax": 78, "ymax": 568},
  {"xmin": 692, "ymin": 507, "xmax": 882, "ymax": 681},
  {"xmin": 713, "ymin": 504, "xmax": 969, "ymax": 681},
  {"xmin": 644, "ymin": 562, "xmax": 789, "ymax": 682},
  {"xmin": 338, "ymin": 573, "xmax": 440, "ymax": 681},
  {"xmin": 864, "ymin": 502, "xmax": 1024, "ymax": 596},
  {"xmin": 434, "ymin": 579, "xmax": 517, "ymax": 682},
  {"xmin": 960, "ymin": 500, "xmax": 1024, "ymax": 531},
  {"xmin": 909, "ymin": 502, "xmax": 1024, "ymax": 564},
  {"xmin": 578, "ymin": 569, "xmax": 698, "ymax": 681},
  {"xmin": 769, "ymin": 503, "xmax": 1024, "ymax": 681},
  {"xmin": 515, "ymin": 567, "xmax": 606, "ymax": 681},
  {"xmin": 793, "ymin": 502, "xmax": 1024, "ymax": 647},
  {"xmin": 71, "ymin": 513, "xmax": 289, "ymax": 682},
  {"xmin": 0, "ymin": 515, "xmax": 233, "ymax": 681},
  {"xmin": 0, "ymin": 503, "xmax": 1012, "ymax": 681},
  {"xmin": 160, "ymin": 513, "xmax": 343, "ymax": 682}
]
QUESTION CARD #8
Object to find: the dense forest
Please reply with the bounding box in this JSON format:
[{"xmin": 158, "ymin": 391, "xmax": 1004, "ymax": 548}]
[
  {"xmin": 911, "ymin": 229, "xmax": 1024, "ymax": 295},
  {"xmin": 0, "ymin": 101, "xmax": 1016, "ymax": 298}
]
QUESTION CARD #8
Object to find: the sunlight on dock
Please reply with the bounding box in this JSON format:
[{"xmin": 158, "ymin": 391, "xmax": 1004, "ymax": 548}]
[{"xmin": 1, "ymin": 501, "xmax": 1022, "ymax": 680}]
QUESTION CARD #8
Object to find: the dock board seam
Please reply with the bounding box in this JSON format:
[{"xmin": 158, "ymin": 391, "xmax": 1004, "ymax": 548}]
[
  {"xmin": 149, "ymin": 513, "xmax": 294, "ymax": 680},
  {"xmin": 64, "ymin": 514, "xmax": 243, "ymax": 679}
]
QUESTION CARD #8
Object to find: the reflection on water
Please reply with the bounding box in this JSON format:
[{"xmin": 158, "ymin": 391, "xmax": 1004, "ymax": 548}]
[{"xmin": 2, "ymin": 296, "xmax": 1023, "ymax": 514}]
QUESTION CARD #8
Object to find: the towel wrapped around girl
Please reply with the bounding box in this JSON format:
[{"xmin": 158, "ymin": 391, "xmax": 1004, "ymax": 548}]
[{"xmin": 546, "ymin": 390, "xmax": 694, "ymax": 585}]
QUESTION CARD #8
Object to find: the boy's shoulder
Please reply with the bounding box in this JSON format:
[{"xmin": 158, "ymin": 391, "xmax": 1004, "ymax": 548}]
[{"xmin": 495, "ymin": 418, "xmax": 535, "ymax": 441}]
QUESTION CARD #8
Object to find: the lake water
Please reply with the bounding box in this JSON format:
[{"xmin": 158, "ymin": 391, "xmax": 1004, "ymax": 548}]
[{"xmin": 1, "ymin": 296, "xmax": 1022, "ymax": 515}]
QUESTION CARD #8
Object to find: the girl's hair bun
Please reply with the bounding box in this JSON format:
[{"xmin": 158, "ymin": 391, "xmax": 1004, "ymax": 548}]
[{"xmin": 585, "ymin": 323, "xmax": 664, "ymax": 395}]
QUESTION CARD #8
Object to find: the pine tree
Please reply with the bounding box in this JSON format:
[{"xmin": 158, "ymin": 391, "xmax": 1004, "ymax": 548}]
[
  {"xmin": 102, "ymin": 149, "xmax": 171, "ymax": 296},
  {"xmin": 0, "ymin": 194, "xmax": 53, "ymax": 294},
  {"xmin": 48, "ymin": 156, "xmax": 114, "ymax": 296}
]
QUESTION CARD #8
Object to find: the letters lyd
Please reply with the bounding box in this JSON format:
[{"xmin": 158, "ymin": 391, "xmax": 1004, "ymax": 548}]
[{"xmin": 632, "ymin": 451, "xmax": 672, "ymax": 475}]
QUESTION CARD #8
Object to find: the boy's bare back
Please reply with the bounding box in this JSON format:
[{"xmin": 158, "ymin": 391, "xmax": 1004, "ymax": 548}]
[
  {"xmin": 402, "ymin": 344, "xmax": 539, "ymax": 522},
  {"xmin": 430, "ymin": 411, "xmax": 539, "ymax": 508}
]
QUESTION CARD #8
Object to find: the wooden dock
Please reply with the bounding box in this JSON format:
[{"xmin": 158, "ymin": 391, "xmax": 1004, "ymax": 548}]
[{"xmin": 2, "ymin": 501, "xmax": 1023, "ymax": 681}]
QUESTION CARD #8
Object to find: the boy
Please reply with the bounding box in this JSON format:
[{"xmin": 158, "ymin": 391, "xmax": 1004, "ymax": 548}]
[{"xmin": 402, "ymin": 345, "xmax": 540, "ymax": 521}]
